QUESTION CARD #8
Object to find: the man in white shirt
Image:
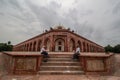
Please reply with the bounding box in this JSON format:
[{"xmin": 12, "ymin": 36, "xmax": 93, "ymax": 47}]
[
  {"xmin": 40, "ymin": 46, "xmax": 46, "ymax": 53},
  {"xmin": 76, "ymin": 46, "xmax": 80, "ymax": 53},
  {"xmin": 73, "ymin": 45, "xmax": 80, "ymax": 59},
  {"xmin": 40, "ymin": 46, "xmax": 49, "ymax": 62}
]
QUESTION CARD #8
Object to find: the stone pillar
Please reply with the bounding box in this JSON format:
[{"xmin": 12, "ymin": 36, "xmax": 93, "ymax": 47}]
[
  {"xmin": 86, "ymin": 43, "xmax": 88, "ymax": 52},
  {"xmin": 75, "ymin": 40, "xmax": 77, "ymax": 50},
  {"xmin": 51, "ymin": 35, "xmax": 54, "ymax": 51},
  {"xmin": 30, "ymin": 43, "xmax": 32, "ymax": 51},
  {"xmin": 87, "ymin": 44, "xmax": 88, "ymax": 52},
  {"xmin": 25, "ymin": 44, "xmax": 27, "ymax": 51},
  {"xmin": 35, "ymin": 41, "xmax": 38, "ymax": 51},
  {"xmin": 32, "ymin": 42, "xmax": 34, "ymax": 51},
  {"xmin": 95, "ymin": 46, "xmax": 97, "ymax": 52},
  {"xmin": 24, "ymin": 44, "xmax": 26, "ymax": 51},
  {"xmin": 65, "ymin": 37, "xmax": 68, "ymax": 52},
  {"xmin": 41, "ymin": 38, "xmax": 45, "ymax": 49},
  {"xmin": 51, "ymin": 36, "xmax": 54, "ymax": 51},
  {"xmin": 35, "ymin": 40, "xmax": 38, "ymax": 51},
  {"xmin": 81, "ymin": 41, "xmax": 83, "ymax": 52},
  {"xmin": 88, "ymin": 44, "xmax": 90, "ymax": 52},
  {"xmin": 29, "ymin": 43, "xmax": 31, "ymax": 51},
  {"xmin": 83, "ymin": 42, "xmax": 84, "ymax": 52},
  {"xmin": 89, "ymin": 44, "xmax": 90, "ymax": 52},
  {"xmin": 84, "ymin": 42, "xmax": 86, "ymax": 52},
  {"xmin": 86, "ymin": 44, "xmax": 88, "ymax": 52},
  {"xmin": 27, "ymin": 43, "xmax": 29, "ymax": 51},
  {"xmin": 67, "ymin": 38, "xmax": 70, "ymax": 52}
]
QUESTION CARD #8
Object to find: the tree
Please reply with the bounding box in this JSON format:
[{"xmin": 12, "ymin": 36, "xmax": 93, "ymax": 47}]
[
  {"xmin": 0, "ymin": 41, "xmax": 13, "ymax": 52},
  {"xmin": 104, "ymin": 45, "xmax": 113, "ymax": 52},
  {"xmin": 113, "ymin": 44, "xmax": 120, "ymax": 53},
  {"xmin": 104, "ymin": 44, "xmax": 120, "ymax": 53},
  {"xmin": 7, "ymin": 41, "xmax": 11, "ymax": 45}
]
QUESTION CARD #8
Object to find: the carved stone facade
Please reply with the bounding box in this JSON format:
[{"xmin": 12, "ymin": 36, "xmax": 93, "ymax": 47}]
[{"xmin": 13, "ymin": 26, "xmax": 104, "ymax": 52}]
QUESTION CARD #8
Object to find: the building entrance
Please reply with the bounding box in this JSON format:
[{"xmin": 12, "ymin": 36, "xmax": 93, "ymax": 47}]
[{"xmin": 55, "ymin": 39, "xmax": 65, "ymax": 51}]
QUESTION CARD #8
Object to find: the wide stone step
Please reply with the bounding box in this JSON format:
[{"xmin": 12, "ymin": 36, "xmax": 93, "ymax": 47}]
[
  {"xmin": 40, "ymin": 66, "xmax": 82, "ymax": 71},
  {"xmin": 42, "ymin": 61, "xmax": 80, "ymax": 66},
  {"xmin": 49, "ymin": 54, "xmax": 73, "ymax": 58},
  {"xmin": 48, "ymin": 58, "xmax": 73, "ymax": 61},
  {"xmin": 38, "ymin": 70, "xmax": 85, "ymax": 75},
  {"xmin": 39, "ymin": 52, "xmax": 84, "ymax": 75},
  {"xmin": 49, "ymin": 56, "xmax": 72, "ymax": 58}
]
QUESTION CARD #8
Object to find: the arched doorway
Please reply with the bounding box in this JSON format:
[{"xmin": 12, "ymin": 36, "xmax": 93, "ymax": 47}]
[
  {"xmin": 33, "ymin": 41, "xmax": 36, "ymax": 51},
  {"xmin": 37, "ymin": 40, "xmax": 41, "ymax": 51},
  {"xmin": 69, "ymin": 39, "xmax": 75, "ymax": 52},
  {"xmin": 78, "ymin": 40, "xmax": 82, "ymax": 52},
  {"xmin": 44, "ymin": 38, "xmax": 51, "ymax": 51},
  {"xmin": 55, "ymin": 38, "xmax": 65, "ymax": 52}
]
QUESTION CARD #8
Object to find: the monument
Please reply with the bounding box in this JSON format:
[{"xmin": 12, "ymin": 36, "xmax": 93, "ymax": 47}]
[{"xmin": 13, "ymin": 26, "xmax": 104, "ymax": 52}]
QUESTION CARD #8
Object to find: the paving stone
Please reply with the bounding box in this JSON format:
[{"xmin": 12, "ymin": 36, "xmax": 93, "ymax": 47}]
[{"xmin": 1, "ymin": 75, "xmax": 120, "ymax": 80}]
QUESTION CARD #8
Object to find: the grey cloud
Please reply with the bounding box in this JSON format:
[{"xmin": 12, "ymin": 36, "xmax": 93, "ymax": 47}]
[
  {"xmin": 0, "ymin": 0, "xmax": 120, "ymax": 46},
  {"xmin": 24, "ymin": 0, "xmax": 117, "ymax": 46},
  {"xmin": 25, "ymin": 0, "xmax": 62, "ymax": 27},
  {"xmin": 8, "ymin": 0, "xmax": 22, "ymax": 10},
  {"xmin": 112, "ymin": 1, "xmax": 120, "ymax": 14},
  {"xmin": 112, "ymin": 19, "xmax": 120, "ymax": 31},
  {"xmin": 63, "ymin": 7, "xmax": 100, "ymax": 42}
]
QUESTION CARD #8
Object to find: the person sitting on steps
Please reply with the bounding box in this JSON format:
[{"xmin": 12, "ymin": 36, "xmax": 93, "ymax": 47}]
[
  {"xmin": 72, "ymin": 45, "xmax": 80, "ymax": 60},
  {"xmin": 40, "ymin": 45, "xmax": 49, "ymax": 62}
]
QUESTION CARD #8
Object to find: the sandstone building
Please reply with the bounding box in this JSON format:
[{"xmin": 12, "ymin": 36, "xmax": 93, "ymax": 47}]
[{"xmin": 13, "ymin": 26, "xmax": 104, "ymax": 52}]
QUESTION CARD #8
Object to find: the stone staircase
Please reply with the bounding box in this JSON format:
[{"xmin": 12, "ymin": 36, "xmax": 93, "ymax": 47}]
[{"xmin": 38, "ymin": 52, "xmax": 84, "ymax": 75}]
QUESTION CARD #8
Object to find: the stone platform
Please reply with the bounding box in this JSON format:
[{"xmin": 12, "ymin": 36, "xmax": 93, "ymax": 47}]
[
  {"xmin": 80, "ymin": 52, "xmax": 115, "ymax": 75},
  {"xmin": 0, "ymin": 52, "xmax": 115, "ymax": 75},
  {"xmin": 0, "ymin": 52, "xmax": 119, "ymax": 80}
]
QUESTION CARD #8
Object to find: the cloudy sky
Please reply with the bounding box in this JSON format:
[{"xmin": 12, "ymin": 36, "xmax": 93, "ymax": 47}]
[{"xmin": 0, "ymin": 0, "xmax": 120, "ymax": 47}]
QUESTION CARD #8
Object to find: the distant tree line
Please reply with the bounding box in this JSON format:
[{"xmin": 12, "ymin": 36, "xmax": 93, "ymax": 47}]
[
  {"xmin": 0, "ymin": 41, "xmax": 13, "ymax": 52},
  {"xmin": 104, "ymin": 44, "xmax": 120, "ymax": 53}
]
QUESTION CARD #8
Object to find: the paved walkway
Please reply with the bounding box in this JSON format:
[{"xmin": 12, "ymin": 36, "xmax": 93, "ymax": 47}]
[{"xmin": 1, "ymin": 75, "xmax": 120, "ymax": 80}]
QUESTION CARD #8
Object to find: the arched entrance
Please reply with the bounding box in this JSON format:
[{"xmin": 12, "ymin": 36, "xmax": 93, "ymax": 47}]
[
  {"xmin": 69, "ymin": 39, "xmax": 75, "ymax": 52},
  {"xmin": 55, "ymin": 38, "xmax": 65, "ymax": 52},
  {"xmin": 44, "ymin": 38, "xmax": 51, "ymax": 51},
  {"xmin": 78, "ymin": 40, "xmax": 82, "ymax": 52},
  {"xmin": 37, "ymin": 40, "xmax": 41, "ymax": 51}
]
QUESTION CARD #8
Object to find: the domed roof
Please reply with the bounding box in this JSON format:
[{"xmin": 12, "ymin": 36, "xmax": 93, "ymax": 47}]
[{"xmin": 54, "ymin": 25, "xmax": 66, "ymax": 29}]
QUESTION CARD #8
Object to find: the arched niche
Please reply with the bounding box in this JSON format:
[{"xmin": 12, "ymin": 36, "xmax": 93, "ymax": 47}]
[
  {"xmin": 33, "ymin": 41, "xmax": 36, "ymax": 51},
  {"xmin": 83, "ymin": 42, "xmax": 86, "ymax": 52},
  {"xmin": 44, "ymin": 38, "xmax": 51, "ymax": 51},
  {"xmin": 78, "ymin": 40, "xmax": 82, "ymax": 51},
  {"xmin": 69, "ymin": 38, "xmax": 75, "ymax": 52},
  {"xmin": 37, "ymin": 40, "xmax": 42, "ymax": 51},
  {"xmin": 55, "ymin": 38, "xmax": 65, "ymax": 52}
]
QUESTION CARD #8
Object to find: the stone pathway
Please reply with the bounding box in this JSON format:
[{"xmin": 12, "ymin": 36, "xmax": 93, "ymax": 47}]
[{"xmin": 1, "ymin": 75, "xmax": 120, "ymax": 80}]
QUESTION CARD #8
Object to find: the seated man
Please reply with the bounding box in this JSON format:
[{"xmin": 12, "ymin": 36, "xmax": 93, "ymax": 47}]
[
  {"xmin": 40, "ymin": 46, "xmax": 49, "ymax": 62},
  {"xmin": 73, "ymin": 45, "xmax": 80, "ymax": 60}
]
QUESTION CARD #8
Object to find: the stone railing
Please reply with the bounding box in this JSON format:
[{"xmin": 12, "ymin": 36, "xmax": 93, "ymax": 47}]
[
  {"xmin": 80, "ymin": 52, "xmax": 115, "ymax": 75},
  {"xmin": 2, "ymin": 52, "xmax": 43, "ymax": 74}
]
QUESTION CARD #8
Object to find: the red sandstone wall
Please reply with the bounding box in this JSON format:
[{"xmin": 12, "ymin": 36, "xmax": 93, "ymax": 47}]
[
  {"xmin": 0, "ymin": 52, "xmax": 7, "ymax": 74},
  {"xmin": 13, "ymin": 29, "xmax": 104, "ymax": 52}
]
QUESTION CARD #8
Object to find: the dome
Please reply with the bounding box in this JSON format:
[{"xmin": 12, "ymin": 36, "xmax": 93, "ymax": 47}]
[{"xmin": 54, "ymin": 25, "xmax": 66, "ymax": 29}]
